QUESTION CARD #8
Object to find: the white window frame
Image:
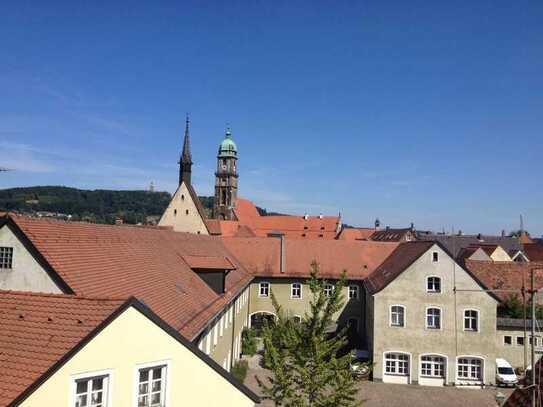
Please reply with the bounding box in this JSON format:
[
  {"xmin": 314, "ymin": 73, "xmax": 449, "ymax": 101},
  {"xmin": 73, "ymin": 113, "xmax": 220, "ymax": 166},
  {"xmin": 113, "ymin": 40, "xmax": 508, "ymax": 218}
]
[
  {"xmin": 463, "ymin": 309, "xmax": 479, "ymax": 332},
  {"xmin": 291, "ymin": 282, "xmax": 302, "ymax": 299},
  {"xmin": 426, "ymin": 276, "xmax": 441, "ymax": 293},
  {"xmin": 383, "ymin": 352, "xmax": 411, "ymax": 377},
  {"xmin": 0, "ymin": 246, "xmax": 14, "ymax": 270},
  {"xmin": 420, "ymin": 354, "xmax": 447, "ymax": 380},
  {"xmin": 324, "ymin": 284, "xmax": 334, "ymax": 297},
  {"xmin": 389, "ymin": 305, "xmax": 405, "ymax": 328},
  {"xmin": 456, "ymin": 356, "xmax": 484, "ymax": 382},
  {"xmin": 348, "ymin": 285, "xmax": 359, "ymax": 300},
  {"xmin": 259, "ymin": 282, "xmax": 270, "ymax": 297},
  {"xmin": 133, "ymin": 360, "xmax": 171, "ymax": 407},
  {"xmin": 425, "ymin": 306, "xmax": 442, "ymax": 330},
  {"xmin": 70, "ymin": 369, "xmax": 113, "ymax": 407}
]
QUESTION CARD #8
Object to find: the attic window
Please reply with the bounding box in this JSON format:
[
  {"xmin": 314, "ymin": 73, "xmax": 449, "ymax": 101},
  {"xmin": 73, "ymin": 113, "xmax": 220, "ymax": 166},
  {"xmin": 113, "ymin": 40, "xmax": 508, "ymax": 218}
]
[
  {"xmin": 181, "ymin": 194, "xmax": 185, "ymax": 201},
  {"xmin": 174, "ymin": 209, "xmax": 177, "ymax": 216},
  {"xmin": 185, "ymin": 209, "xmax": 189, "ymax": 215},
  {"xmin": 320, "ymin": 226, "xmax": 325, "ymax": 230},
  {"xmin": 432, "ymin": 252, "xmax": 439, "ymax": 262},
  {"xmin": 0, "ymin": 247, "xmax": 13, "ymax": 269}
]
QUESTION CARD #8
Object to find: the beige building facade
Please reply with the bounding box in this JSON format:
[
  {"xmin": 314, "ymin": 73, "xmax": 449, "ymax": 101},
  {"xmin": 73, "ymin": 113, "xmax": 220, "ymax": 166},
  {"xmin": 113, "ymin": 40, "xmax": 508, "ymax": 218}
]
[
  {"xmin": 0, "ymin": 223, "xmax": 63, "ymax": 293},
  {"xmin": 19, "ymin": 305, "xmax": 257, "ymax": 407},
  {"xmin": 158, "ymin": 182, "xmax": 209, "ymax": 234},
  {"xmin": 248, "ymin": 278, "xmax": 365, "ymax": 335},
  {"xmin": 496, "ymin": 321, "xmax": 543, "ymax": 369},
  {"xmin": 367, "ymin": 243, "xmax": 499, "ymax": 386}
]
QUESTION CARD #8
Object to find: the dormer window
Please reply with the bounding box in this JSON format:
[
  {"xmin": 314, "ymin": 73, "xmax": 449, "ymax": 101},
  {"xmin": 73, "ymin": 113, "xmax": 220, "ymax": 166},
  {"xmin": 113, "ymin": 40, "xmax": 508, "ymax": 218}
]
[{"xmin": 0, "ymin": 247, "xmax": 13, "ymax": 270}]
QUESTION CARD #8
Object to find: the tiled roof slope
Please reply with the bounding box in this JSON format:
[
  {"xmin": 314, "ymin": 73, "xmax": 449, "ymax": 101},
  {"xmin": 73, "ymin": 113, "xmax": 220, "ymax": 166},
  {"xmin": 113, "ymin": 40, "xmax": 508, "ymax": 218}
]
[
  {"xmin": 0, "ymin": 291, "xmax": 125, "ymax": 407},
  {"xmin": 336, "ymin": 228, "xmax": 375, "ymax": 241},
  {"xmin": 524, "ymin": 243, "xmax": 543, "ymax": 262},
  {"xmin": 365, "ymin": 241, "xmax": 435, "ymax": 294},
  {"xmin": 232, "ymin": 198, "xmax": 340, "ymax": 239},
  {"xmin": 7, "ymin": 215, "xmax": 253, "ymax": 339},
  {"xmin": 223, "ymin": 237, "xmax": 398, "ymax": 280},
  {"xmin": 464, "ymin": 260, "xmax": 543, "ymax": 302}
]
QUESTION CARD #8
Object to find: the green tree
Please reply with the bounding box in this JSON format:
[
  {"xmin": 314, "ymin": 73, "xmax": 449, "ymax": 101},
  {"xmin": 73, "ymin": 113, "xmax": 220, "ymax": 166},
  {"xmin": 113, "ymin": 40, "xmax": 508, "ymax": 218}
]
[{"xmin": 257, "ymin": 261, "xmax": 360, "ymax": 407}]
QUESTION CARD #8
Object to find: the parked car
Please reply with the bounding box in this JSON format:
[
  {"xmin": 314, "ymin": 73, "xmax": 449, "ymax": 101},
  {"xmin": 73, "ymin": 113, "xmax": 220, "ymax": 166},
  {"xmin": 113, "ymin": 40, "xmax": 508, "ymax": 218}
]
[
  {"xmin": 351, "ymin": 349, "xmax": 371, "ymax": 379},
  {"xmin": 496, "ymin": 358, "xmax": 518, "ymax": 387}
]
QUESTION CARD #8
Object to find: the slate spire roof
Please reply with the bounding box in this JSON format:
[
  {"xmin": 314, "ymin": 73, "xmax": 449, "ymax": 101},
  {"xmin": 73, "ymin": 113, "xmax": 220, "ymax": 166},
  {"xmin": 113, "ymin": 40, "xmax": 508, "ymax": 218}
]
[{"xmin": 181, "ymin": 115, "xmax": 192, "ymax": 165}]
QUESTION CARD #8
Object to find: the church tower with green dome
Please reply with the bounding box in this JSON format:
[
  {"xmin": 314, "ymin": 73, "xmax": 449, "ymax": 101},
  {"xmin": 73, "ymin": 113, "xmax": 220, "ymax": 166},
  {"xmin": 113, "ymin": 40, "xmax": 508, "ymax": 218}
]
[{"xmin": 213, "ymin": 127, "xmax": 238, "ymax": 220}]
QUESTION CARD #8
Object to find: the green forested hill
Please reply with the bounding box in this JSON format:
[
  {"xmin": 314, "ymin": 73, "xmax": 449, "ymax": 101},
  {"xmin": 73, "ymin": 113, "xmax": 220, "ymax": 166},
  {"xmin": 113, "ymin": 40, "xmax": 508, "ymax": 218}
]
[{"xmin": 0, "ymin": 186, "xmax": 214, "ymax": 224}]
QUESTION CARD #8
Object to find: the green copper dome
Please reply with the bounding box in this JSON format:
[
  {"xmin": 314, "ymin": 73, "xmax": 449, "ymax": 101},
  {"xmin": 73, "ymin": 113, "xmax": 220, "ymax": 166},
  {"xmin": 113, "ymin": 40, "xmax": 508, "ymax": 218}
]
[{"xmin": 218, "ymin": 129, "xmax": 237, "ymax": 157}]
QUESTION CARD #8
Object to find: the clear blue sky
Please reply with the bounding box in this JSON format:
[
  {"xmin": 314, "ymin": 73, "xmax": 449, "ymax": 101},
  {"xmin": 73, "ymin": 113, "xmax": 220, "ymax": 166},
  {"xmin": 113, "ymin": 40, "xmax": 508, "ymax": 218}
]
[{"xmin": 1, "ymin": 1, "xmax": 542, "ymax": 235}]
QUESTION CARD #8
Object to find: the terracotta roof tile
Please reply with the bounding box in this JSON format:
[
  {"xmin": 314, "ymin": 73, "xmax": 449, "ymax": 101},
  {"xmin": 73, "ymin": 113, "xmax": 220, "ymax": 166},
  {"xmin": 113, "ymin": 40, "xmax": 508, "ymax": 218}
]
[
  {"xmin": 231, "ymin": 198, "xmax": 340, "ymax": 239},
  {"xmin": 0, "ymin": 291, "xmax": 125, "ymax": 407},
  {"xmin": 7, "ymin": 215, "xmax": 252, "ymax": 339},
  {"xmin": 223, "ymin": 237, "xmax": 398, "ymax": 280},
  {"xmin": 371, "ymin": 228, "xmax": 414, "ymax": 242},
  {"xmin": 182, "ymin": 255, "xmax": 236, "ymax": 270},
  {"xmin": 524, "ymin": 243, "xmax": 543, "ymax": 262},
  {"xmin": 464, "ymin": 260, "xmax": 543, "ymax": 302},
  {"xmin": 336, "ymin": 228, "xmax": 375, "ymax": 241}
]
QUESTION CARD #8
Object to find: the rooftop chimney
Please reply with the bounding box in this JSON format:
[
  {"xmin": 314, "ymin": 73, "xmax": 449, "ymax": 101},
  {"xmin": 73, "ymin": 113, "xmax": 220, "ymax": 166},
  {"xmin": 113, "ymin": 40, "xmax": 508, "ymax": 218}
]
[
  {"xmin": 303, "ymin": 214, "xmax": 309, "ymax": 220},
  {"xmin": 318, "ymin": 213, "xmax": 323, "ymax": 219}
]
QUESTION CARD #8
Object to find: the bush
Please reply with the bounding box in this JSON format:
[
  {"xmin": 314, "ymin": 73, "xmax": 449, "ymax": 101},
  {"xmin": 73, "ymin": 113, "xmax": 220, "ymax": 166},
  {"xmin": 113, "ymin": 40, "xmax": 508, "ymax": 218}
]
[
  {"xmin": 241, "ymin": 327, "xmax": 257, "ymax": 356},
  {"xmin": 231, "ymin": 360, "xmax": 249, "ymax": 383}
]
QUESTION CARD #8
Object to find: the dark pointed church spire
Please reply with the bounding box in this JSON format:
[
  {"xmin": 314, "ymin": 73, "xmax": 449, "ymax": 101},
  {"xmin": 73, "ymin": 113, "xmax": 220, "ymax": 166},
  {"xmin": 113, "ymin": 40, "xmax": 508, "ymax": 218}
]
[{"xmin": 179, "ymin": 115, "xmax": 193, "ymax": 186}]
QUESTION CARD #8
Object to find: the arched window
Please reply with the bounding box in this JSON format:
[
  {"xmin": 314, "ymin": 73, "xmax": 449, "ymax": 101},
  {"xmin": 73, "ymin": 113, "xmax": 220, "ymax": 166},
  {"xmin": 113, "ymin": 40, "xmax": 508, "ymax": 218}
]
[
  {"xmin": 426, "ymin": 307, "xmax": 441, "ymax": 329},
  {"xmin": 457, "ymin": 357, "xmax": 483, "ymax": 381},
  {"xmin": 390, "ymin": 305, "xmax": 405, "ymax": 327},
  {"xmin": 420, "ymin": 355, "xmax": 445, "ymax": 378},
  {"xmin": 427, "ymin": 276, "xmax": 441, "ymax": 293},
  {"xmin": 384, "ymin": 352, "xmax": 409, "ymax": 375}
]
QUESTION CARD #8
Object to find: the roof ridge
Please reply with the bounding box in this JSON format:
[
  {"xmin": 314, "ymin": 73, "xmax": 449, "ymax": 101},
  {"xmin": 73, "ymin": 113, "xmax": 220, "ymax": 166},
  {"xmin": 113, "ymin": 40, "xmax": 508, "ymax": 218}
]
[{"xmin": 0, "ymin": 290, "xmax": 130, "ymax": 302}]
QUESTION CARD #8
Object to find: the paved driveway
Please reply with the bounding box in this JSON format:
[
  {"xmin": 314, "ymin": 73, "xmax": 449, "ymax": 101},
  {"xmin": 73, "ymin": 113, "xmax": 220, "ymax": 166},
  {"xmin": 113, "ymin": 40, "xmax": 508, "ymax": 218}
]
[{"xmin": 244, "ymin": 355, "xmax": 513, "ymax": 406}]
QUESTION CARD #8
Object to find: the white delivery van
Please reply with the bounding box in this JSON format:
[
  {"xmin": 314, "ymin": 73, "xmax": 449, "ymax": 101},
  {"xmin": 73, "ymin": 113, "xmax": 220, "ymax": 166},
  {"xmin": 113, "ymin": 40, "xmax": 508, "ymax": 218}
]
[{"xmin": 496, "ymin": 358, "xmax": 518, "ymax": 387}]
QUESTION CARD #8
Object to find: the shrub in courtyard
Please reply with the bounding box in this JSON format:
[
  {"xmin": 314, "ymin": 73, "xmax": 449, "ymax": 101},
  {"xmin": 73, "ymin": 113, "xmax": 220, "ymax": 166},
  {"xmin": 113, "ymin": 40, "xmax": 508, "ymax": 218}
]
[
  {"xmin": 232, "ymin": 360, "xmax": 249, "ymax": 383},
  {"xmin": 257, "ymin": 261, "xmax": 360, "ymax": 406},
  {"xmin": 242, "ymin": 327, "xmax": 258, "ymax": 356}
]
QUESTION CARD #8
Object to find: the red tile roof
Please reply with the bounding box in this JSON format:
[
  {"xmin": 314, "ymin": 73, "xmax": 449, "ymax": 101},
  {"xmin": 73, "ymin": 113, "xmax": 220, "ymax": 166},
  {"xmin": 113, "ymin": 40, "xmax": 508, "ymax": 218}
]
[
  {"xmin": 0, "ymin": 291, "xmax": 126, "ymax": 407},
  {"xmin": 365, "ymin": 241, "xmax": 435, "ymax": 294},
  {"xmin": 524, "ymin": 244, "xmax": 543, "ymax": 262},
  {"xmin": 182, "ymin": 255, "xmax": 236, "ymax": 270},
  {"xmin": 230, "ymin": 198, "xmax": 340, "ymax": 239},
  {"xmin": 223, "ymin": 237, "xmax": 399, "ymax": 280},
  {"xmin": 6, "ymin": 215, "xmax": 253, "ymax": 339},
  {"xmin": 336, "ymin": 228, "xmax": 375, "ymax": 241},
  {"xmin": 464, "ymin": 260, "xmax": 543, "ymax": 302}
]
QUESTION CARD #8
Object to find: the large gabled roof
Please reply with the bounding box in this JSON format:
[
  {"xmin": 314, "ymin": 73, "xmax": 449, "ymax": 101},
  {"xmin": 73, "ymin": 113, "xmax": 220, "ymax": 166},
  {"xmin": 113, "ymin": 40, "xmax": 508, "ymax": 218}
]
[
  {"xmin": 2, "ymin": 214, "xmax": 252, "ymax": 339},
  {"xmin": 0, "ymin": 291, "xmax": 260, "ymax": 407},
  {"xmin": 223, "ymin": 237, "xmax": 398, "ymax": 280}
]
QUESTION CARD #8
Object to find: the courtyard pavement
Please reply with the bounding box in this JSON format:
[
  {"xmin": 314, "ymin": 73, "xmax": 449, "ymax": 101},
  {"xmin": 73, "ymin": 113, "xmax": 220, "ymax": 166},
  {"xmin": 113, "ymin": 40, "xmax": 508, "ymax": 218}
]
[{"xmin": 243, "ymin": 354, "xmax": 514, "ymax": 406}]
